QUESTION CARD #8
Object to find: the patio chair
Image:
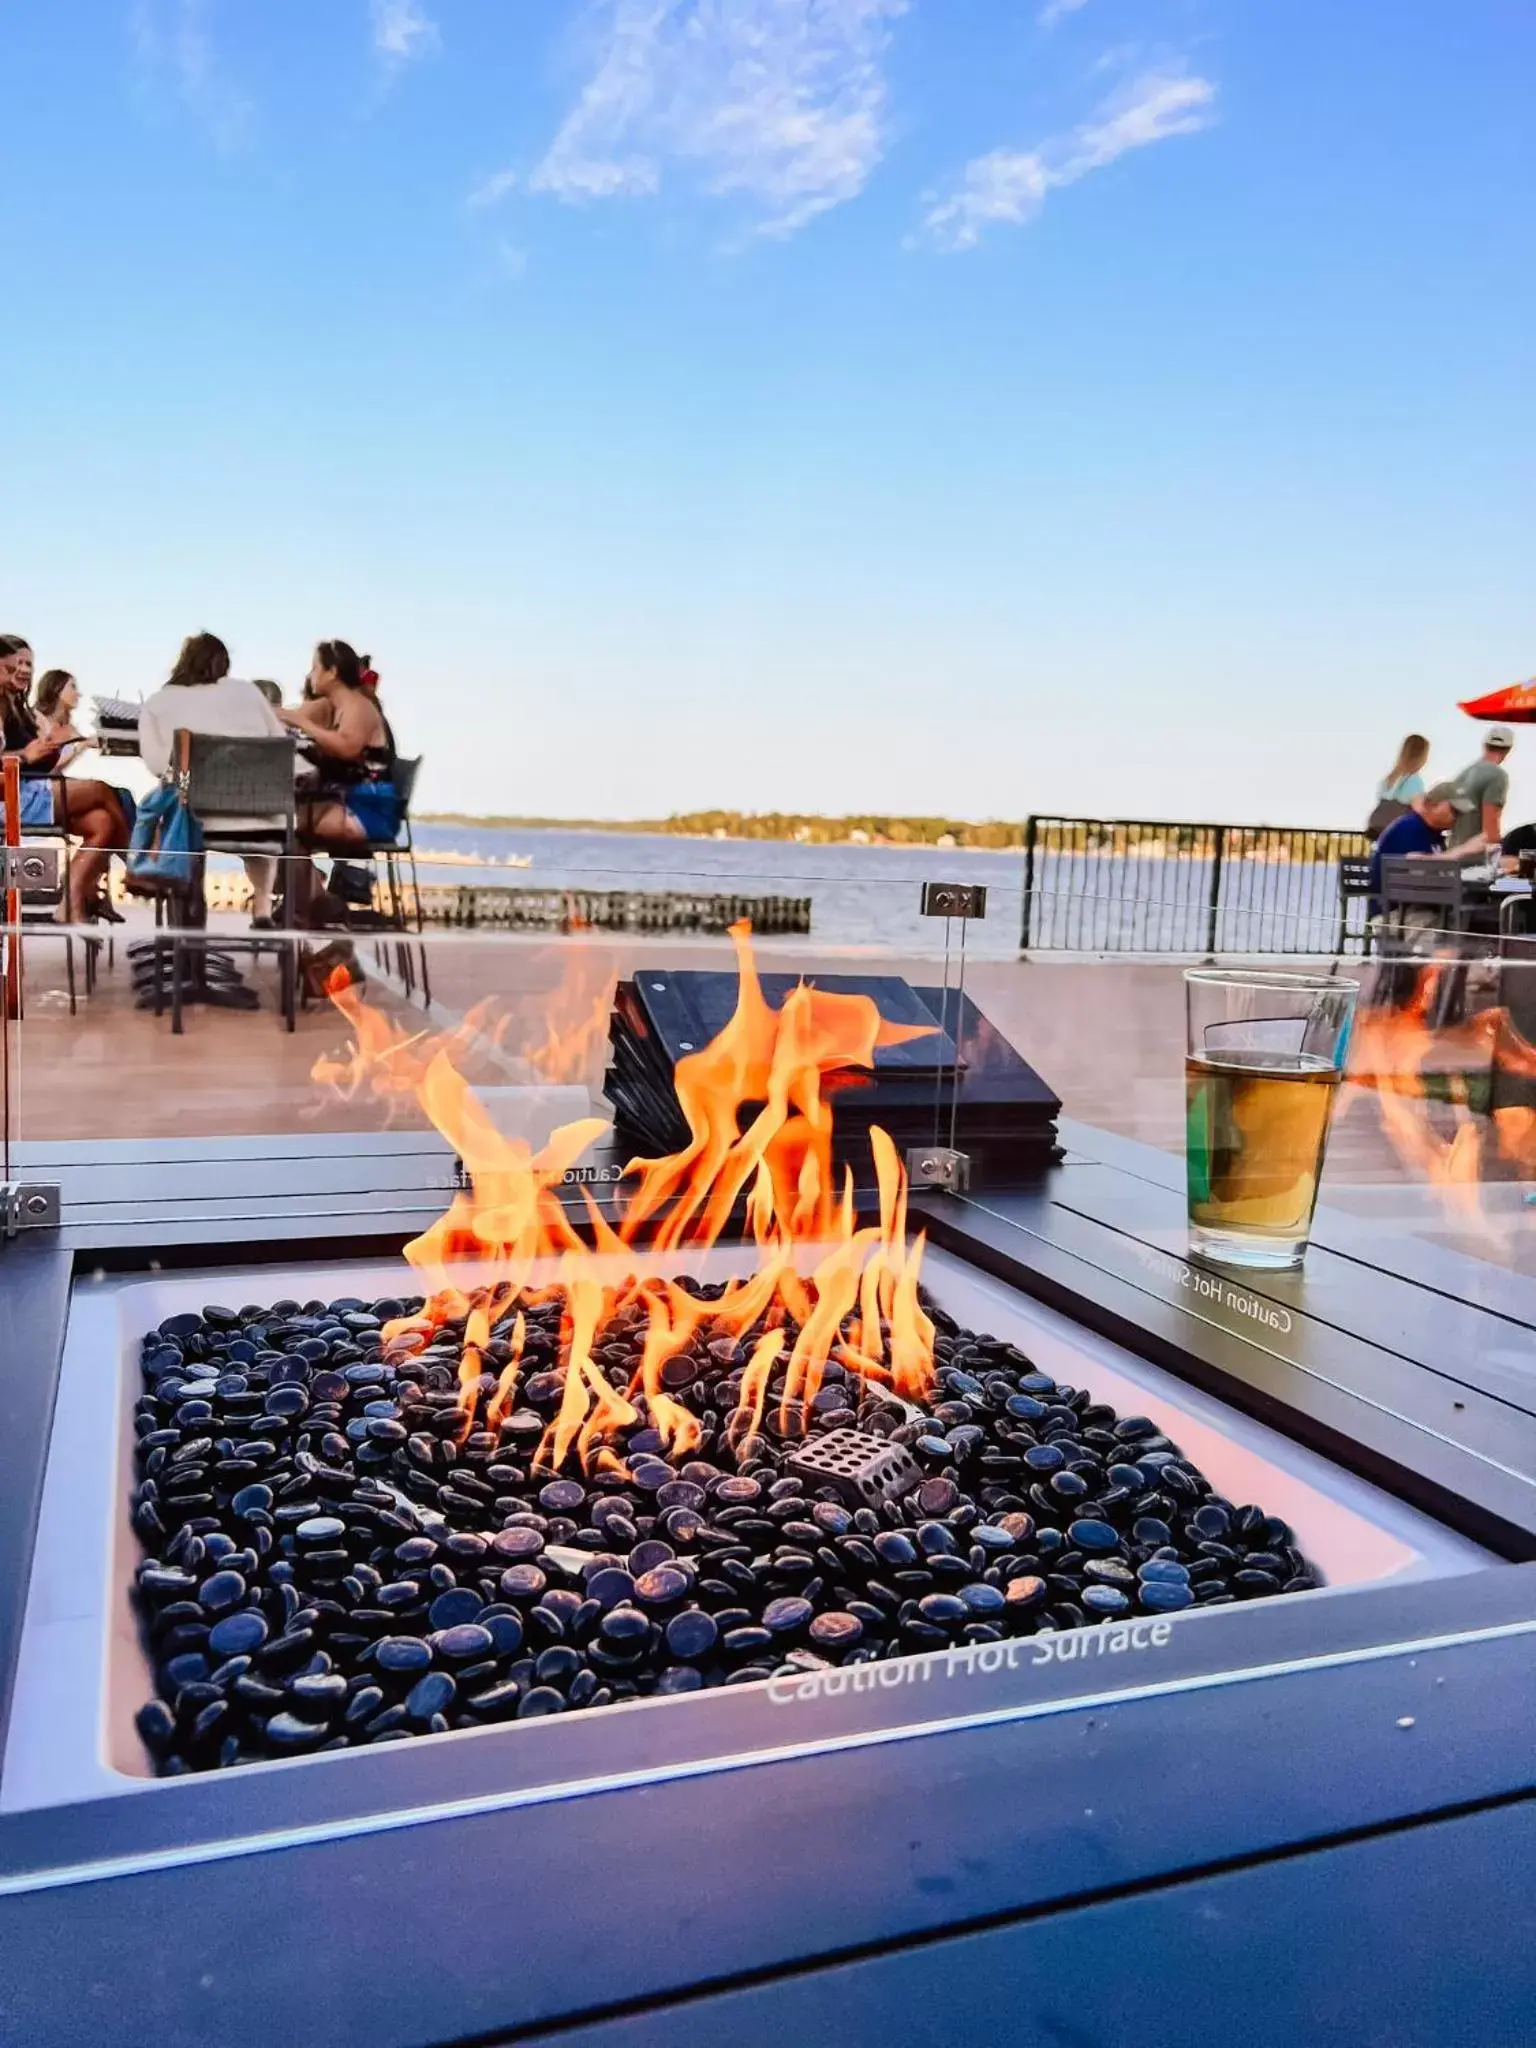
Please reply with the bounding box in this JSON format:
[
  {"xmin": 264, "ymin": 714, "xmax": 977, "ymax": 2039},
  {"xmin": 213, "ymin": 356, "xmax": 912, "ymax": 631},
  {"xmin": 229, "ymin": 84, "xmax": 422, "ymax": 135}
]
[
  {"xmin": 131, "ymin": 733, "xmax": 298, "ymax": 1034},
  {"xmin": 17, "ymin": 771, "xmax": 119, "ymax": 1014},
  {"xmin": 307, "ymin": 755, "xmax": 431, "ymax": 1007},
  {"xmin": 1327, "ymin": 851, "xmax": 1376, "ymax": 970}
]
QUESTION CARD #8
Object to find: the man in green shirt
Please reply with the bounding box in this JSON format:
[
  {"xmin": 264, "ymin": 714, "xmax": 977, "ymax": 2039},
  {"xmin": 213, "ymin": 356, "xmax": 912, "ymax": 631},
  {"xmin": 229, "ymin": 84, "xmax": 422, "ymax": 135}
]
[{"xmin": 1448, "ymin": 724, "xmax": 1514, "ymax": 853}]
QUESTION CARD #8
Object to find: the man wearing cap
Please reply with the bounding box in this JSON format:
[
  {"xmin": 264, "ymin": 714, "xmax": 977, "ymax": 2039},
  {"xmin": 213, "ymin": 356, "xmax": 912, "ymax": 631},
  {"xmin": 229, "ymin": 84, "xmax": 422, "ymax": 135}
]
[
  {"xmin": 1367, "ymin": 782, "xmax": 1471, "ymax": 918},
  {"xmin": 1447, "ymin": 724, "xmax": 1514, "ymax": 854}
]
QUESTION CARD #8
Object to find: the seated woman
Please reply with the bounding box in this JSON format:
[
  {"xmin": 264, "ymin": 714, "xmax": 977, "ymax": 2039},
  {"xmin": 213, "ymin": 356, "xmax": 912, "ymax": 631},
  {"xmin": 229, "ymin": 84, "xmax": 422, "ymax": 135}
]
[
  {"xmin": 32, "ymin": 668, "xmax": 91, "ymax": 770},
  {"xmin": 139, "ymin": 633, "xmax": 290, "ymax": 927},
  {"xmin": 35, "ymin": 667, "xmax": 138, "ymax": 855},
  {"xmin": 0, "ymin": 634, "xmax": 130, "ymax": 924},
  {"xmin": 280, "ymin": 640, "xmax": 399, "ymax": 848}
]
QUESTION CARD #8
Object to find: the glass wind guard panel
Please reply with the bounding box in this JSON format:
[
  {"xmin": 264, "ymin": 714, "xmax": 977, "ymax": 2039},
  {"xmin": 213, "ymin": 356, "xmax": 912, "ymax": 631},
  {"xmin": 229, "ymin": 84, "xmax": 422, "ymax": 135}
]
[{"xmin": 0, "ymin": 854, "xmax": 1524, "ymax": 1869}]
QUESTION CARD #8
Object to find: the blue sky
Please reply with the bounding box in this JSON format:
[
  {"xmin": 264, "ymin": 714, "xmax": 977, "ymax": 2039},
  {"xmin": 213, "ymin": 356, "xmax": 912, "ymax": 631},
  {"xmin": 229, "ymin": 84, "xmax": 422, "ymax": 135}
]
[{"xmin": 1, "ymin": 1, "xmax": 1532, "ymax": 826}]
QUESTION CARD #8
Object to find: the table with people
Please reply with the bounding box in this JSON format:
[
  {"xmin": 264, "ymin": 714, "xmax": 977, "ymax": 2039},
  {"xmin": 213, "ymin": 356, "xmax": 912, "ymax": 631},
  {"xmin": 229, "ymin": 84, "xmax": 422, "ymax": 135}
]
[
  {"xmin": 1, "ymin": 628, "xmax": 407, "ymax": 999},
  {"xmin": 1367, "ymin": 723, "xmax": 1532, "ymax": 936}
]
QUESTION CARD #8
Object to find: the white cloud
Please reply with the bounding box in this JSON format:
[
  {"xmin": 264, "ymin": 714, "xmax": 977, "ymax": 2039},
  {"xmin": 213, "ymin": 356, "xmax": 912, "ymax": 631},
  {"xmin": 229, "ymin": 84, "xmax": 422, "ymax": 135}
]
[
  {"xmin": 1037, "ymin": 0, "xmax": 1091, "ymax": 25},
  {"xmin": 919, "ymin": 66, "xmax": 1216, "ymax": 251},
  {"xmin": 129, "ymin": 0, "xmax": 253, "ymax": 151},
  {"xmin": 518, "ymin": 0, "xmax": 907, "ymax": 238},
  {"xmin": 371, "ymin": 0, "xmax": 438, "ymax": 64},
  {"xmin": 468, "ymin": 167, "xmax": 520, "ymax": 209}
]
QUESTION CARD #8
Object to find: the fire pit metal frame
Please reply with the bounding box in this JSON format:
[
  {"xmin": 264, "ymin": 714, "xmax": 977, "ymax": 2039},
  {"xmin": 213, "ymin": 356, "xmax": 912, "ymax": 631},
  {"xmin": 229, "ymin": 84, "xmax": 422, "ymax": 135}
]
[{"xmin": 0, "ymin": 1131, "xmax": 1534, "ymax": 2047}]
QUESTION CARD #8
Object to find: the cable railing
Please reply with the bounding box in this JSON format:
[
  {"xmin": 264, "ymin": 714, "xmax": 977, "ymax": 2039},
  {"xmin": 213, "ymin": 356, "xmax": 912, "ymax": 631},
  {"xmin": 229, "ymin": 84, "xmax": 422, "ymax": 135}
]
[{"xmin": 1021, "ymin": 816, "xmax": 1373, "ymax": 956}]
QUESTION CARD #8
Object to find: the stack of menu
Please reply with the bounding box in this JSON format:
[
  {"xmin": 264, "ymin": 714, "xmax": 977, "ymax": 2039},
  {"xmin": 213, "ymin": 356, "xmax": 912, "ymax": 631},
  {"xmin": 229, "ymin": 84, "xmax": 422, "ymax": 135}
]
[
  {"xmin": 604, "ymin": 971, "xmax": 1060, "ymax": 1185},
  {"xmin": 92, "ymin": 697, "xmax": 142, "ymax": 757}
]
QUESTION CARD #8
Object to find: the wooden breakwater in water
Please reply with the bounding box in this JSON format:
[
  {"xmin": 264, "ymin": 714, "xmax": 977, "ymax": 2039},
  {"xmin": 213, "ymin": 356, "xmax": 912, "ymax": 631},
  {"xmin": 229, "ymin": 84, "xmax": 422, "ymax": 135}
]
[{"xmin": 414, "ymin": 885, "xmax": 812, "ymax": 935}]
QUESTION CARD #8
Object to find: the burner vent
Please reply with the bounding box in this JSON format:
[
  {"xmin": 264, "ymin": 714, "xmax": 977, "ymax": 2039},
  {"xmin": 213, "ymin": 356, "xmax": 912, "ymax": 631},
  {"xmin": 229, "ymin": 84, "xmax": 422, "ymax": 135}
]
[{"xmin": 785, "ymin": 1429, "xmax": 923, "ymax": 1509}]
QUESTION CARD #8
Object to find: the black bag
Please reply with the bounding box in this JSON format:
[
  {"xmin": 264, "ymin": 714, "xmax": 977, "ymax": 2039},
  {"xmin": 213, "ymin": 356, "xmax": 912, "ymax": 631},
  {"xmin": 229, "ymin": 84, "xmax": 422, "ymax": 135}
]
[
  {"xmin": 328, "ymin": 860, "xmax": 374, "ymax": 908},
  {"xmin": 1366, "ymin": 796, "xmax": 1410, "ymax": 842}
]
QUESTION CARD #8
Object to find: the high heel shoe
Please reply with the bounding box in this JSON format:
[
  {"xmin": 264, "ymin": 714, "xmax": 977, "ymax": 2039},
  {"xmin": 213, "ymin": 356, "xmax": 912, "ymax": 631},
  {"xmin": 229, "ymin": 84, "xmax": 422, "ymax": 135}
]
[{"xmin": 87, "ymin": 896, "xmax": 126, "ymax": 925}]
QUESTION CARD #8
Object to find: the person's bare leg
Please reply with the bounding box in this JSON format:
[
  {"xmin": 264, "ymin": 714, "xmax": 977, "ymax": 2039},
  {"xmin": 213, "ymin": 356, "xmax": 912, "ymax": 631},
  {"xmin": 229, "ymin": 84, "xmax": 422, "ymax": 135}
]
[
  {"xmin": 66, "ymin": 833, "xmax": 110, "ymax": 922},
  {"xmin": 296, "ymin": 802, "xmax": 365, "ymax": 930},
  {"xmin": 243, "ymin": 855, "xmax": 276, "ymax": 922},
  {"xmin": 59, "ymin": 784, "xmax": 128, "ymax": 921}
]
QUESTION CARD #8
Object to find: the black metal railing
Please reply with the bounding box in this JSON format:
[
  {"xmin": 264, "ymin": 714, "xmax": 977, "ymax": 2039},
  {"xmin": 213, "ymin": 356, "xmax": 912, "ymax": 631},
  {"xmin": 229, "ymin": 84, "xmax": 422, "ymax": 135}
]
[{"xmin": 1021, "ymin": 816, "xmax": 1374, "ymax": 955}]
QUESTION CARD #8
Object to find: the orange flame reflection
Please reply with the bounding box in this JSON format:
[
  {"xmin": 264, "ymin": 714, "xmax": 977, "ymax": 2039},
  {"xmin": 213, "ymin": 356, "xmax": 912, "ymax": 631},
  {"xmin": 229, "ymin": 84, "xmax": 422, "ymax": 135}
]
[
  {"xmin": 315, "ymin": 923, "xmax": 938, "ymax": 1472},
  {"xmin": 1349, "ymin": 961, "xmax": 1536, "ymax": 1245}
]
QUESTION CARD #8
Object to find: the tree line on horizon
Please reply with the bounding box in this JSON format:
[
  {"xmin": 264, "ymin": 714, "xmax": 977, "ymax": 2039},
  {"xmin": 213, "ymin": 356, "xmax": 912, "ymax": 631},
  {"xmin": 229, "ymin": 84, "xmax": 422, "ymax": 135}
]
[{"xmin": 417, "ymin": 809, "xmax": 1030, "ymax": 848}]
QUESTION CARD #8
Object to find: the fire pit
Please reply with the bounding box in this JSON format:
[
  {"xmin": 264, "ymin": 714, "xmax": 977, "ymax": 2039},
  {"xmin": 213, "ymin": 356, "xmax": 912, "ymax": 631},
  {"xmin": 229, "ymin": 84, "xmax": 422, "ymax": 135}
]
[
  {"xmin": 2, "ymin": 925, "xmax": 1489, "ymax": 1800},
  {"xmin": 123, "ymin": 1270, "xmax": 1331, "ymax": 1774},
  {"xmin": 2, "ymin": 916, "xmax": 1529, "ymax": 2048},
  {"xmin": 105, "ymin": 931, "xmax": 1317, "ymax": 1774}
]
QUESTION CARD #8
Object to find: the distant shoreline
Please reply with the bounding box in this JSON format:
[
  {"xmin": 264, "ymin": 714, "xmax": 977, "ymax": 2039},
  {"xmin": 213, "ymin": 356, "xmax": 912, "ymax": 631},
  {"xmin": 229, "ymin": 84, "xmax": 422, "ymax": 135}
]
[{"xmin": 416, "ymin": 812, "xmax": 1028, "ymax": 851}]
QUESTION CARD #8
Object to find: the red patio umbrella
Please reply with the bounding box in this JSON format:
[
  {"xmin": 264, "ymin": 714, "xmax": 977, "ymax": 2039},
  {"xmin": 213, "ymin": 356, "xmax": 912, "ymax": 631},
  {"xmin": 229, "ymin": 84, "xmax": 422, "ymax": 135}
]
[{"xmin": 1460, "ymin": 679, "xmax": 1536, "ymax": 722}]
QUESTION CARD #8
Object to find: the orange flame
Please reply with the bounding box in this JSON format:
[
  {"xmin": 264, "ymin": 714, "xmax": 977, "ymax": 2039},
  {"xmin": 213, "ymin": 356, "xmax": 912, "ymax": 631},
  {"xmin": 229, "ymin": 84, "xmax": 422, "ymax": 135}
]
[
  {"xmin": 1348, "ymin": 960, "xmax": 1536, "ymax": 1245},
  {"xmin": 315, "ymin": 922, "xmax": 938, "ymax": 1471}
]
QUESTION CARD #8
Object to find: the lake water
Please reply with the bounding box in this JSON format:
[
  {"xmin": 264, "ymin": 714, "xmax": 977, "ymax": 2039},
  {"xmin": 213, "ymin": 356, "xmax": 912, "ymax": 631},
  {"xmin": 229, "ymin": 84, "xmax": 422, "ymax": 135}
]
[
  {"xmin": 411, "ymin": 825, "xmax": 1026, "ymax": 959},
  {"xmin": 410, "ymin": 824, "xmax": 1361, "ymax": 959}
]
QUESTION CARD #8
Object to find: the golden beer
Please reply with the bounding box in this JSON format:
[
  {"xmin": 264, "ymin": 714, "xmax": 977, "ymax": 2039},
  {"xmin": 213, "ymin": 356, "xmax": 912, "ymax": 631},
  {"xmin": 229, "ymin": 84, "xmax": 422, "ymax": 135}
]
[{"xmin": 1185, "ymin": 1049, "xmax": 1340, "ymax": 1261}]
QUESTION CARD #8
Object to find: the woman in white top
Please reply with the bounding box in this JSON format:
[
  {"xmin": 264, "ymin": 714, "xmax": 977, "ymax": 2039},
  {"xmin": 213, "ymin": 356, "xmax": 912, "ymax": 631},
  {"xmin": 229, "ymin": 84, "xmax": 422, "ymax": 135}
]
[
  {"xmin": 1375, "ymin": 733, "xmax": 1430, "ymax": 807},
  {"xmin": 139, "ymin": 633, "xmax": 288, "ymax": 926}
]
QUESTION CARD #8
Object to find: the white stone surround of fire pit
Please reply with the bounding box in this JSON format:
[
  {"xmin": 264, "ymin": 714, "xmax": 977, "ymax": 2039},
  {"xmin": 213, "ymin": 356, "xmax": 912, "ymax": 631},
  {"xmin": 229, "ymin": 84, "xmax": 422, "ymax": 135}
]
[{"xmin": 0, "ymin": 1248, "xmax": 1488, "ymax": 1815}]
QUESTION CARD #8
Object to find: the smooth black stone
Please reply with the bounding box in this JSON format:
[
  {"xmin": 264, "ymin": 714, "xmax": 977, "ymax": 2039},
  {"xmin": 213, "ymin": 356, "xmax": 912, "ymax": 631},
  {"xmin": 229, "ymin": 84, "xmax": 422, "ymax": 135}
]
[
  {"xmin": 957, "ymin": 1582, "xmax": 1005, "ymax": 1616},
  {"xmin": 655, "ymin": 1665, "xmax": 704, "ymax": 1695},
  {"xmin": 288, "ymin": 1673, "xmax": 347, "ymax": 1712},
  {"xmin": 139, "ymin": 1567, "xmax": 198, "ymax": 1598},
  {"xmin": 375, "ymin": 1635, "xmax": 433, "ymax": 1674},
  {"xmin": 1068, "ymin": 1520, "xmax": 1120, "ymax": 1554},
  {"xmin": 499, "ymin": 1565, "xmax": 548, "ymax": 1602},
  {"xmin": 433, "ymin": 1623, "xmax": 494, "ymax": 1661},
  {"xmin": 479, "ymin": 1610, "xmax": 523, "ymax": 1656},
  {"xmin": 407, "ymin": 1671, "xmax": 458, "ymax": 1721},
  {"xmin": 207, "ymin": 1611, "xmax": 269, "ymax": 1658},
  {"xmin": 517, "ymin": 1686, "xmax": 567, "ymax": 1719},
  {"xmin": 428, "ymin": 1589, "xmax": 485, "ymax": 1631},
  {"xmin": 345, "ymin": 1685, "xmax": 385, "ymax": 1726},
  {"xmin": 634, "ymin": 1567, "xmax": 689, "ymax": 1608},
  {"xmin": 265, "ymin": 1712, "xmax": 329, "ymax": 1749},
  {"xmin": 917, "ymin": 1593, "xmax": 967, "ymax": 1628},
  {"xmin": 762, "ymin": 1596, "xmax": 813, "ymax": 1636},
  {"xmin": 490, "ymin": 1526, "xmax": 544, "ymax": 1561},
  {"xmin": 723, "ymin": 1626, "xmax": 773, "ymax": 1656},
  {"xmin": 295, "ymin": 1515, "xmax": 347, "ymax": 1547},
  {"xmin": 533, "ymin": 1645, "xmax": 583, "ymax": 1685},
  {"xmin": 629, "ymin": 1539, "xmax": 676, "ymax": 1576},
  {"xmin": 538, "ymin": 1479, "xmax": 586, "ymax": 1514},
  {"xmin": 585, "ymin": 1567, "xmax": 636, "ymax": 1612},
  {"xmin": 599, "ymin": 1606, "xmax": 650, "ymax": 1646},
  {"xmin": 163, "ymin": 1652, "xmax": 210, "ymax": 1691},
  {"xmin": 665, "ymin": 1609, "xmax": 719, "ymax": 1660},
  {"xmin": 713, "ymin": 1477, "xmax": 761, "ymax": 1505},
  {"xmin": 231, "ymin": 1484, "xmax": 274, "ymax": 1519},
  {"xmin": 191, "ymin": 1703, "xmax": 231, "ymax": 1753},
  {"xmin": 1139, "ymin": 1580, "xmax": 1195, "ymax": 1613},
  {"xmin": 1004, "ymin": 1575, "xmax": 1047, "ymax": 1612},
  {"xmin": 136, "ymin": 1700, "xmax": 177, "ymax": 1754},
  {"xmin": 808, "ymin": 1611, "xmax": 863, "ymax": 1648},
  {"xmin": 1083, "ymin": 1560, "xmax": 1137, "ymax": 1588},
  {"xmin": 1081, "ymin": 1585, "xmax": 1131, "ymax": 1616},
  {"xmin": 1233, "ymin": 1569, "xmax": 1282, "ymax": 1596}
]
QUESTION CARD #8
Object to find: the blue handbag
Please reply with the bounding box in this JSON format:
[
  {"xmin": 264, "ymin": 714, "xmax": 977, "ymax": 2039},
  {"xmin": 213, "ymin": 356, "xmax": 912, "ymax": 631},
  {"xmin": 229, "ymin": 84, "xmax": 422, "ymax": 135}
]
[{"xmin": 127, "ymin": 732, "xmax": 203, "ymax": 891}]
